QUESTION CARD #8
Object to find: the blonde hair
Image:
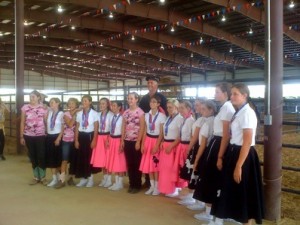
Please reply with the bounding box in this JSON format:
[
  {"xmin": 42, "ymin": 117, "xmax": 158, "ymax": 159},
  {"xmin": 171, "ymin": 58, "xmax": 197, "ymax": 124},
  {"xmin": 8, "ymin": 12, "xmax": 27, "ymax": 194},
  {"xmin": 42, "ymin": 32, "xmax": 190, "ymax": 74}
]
[{"xmin": 167, "ymin": 99, "xmax": 180, "ymax": 108}]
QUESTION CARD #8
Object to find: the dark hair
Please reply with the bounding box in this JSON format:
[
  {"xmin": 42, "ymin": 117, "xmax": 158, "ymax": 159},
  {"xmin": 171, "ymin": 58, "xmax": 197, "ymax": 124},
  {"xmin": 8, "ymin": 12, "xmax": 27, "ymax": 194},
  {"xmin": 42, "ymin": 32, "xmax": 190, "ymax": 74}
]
[
  {"xmin": 150, "ymin": 94, "xmax": 162, "ymax": 104},
  {"xmin": 203, "ymin": 100, "xmax": 217, "ymax": 116},
  {"xmin": 216, "ymin": 82, "xmax": 232, "ymax": 100},
  {"xmin": 111, "ymin": 100, "xmax": 123, "ymax": 109},
  {"xmin": 81, "ymin": 95, "xmax": 95, "ymax": 110},
  {"xmin": 128, "ymin": 92, "xmax": 139, "ymax": 102},
  {"xmin": 49, "ymin": 97, "xmax": 63, "ymax": 111},
  {"xmin": 99, "ymin": 97, "xmax": 111, "ymax": 111},
  {"xmin": 180, "ymin": 100, "xmax": 193, "ymax": 110},
  {"xmin": 30, "ymin": 90, "xmax": 41, "ymax": 100},
  {"xmin": 194, "ymin": 97, "xmax": 207, "ymax": 104},
  {"xmin": 232, "ymin": 83, "xmax": 250, "ymax": 100}
]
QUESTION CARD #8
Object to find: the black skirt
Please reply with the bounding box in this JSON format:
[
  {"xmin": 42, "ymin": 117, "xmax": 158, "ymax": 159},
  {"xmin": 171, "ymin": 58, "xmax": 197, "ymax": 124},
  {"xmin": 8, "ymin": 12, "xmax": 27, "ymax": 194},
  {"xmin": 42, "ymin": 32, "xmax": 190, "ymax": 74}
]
[
  {"xmin": 45, "ymin": 133, "xmax": 62, "ymax": 168},
  {"xmin": 211, "ymin": 144, "xmax": 264, "ymax": 224},
  {"xmin": 193, "ymin": 136, "xmax": 222, "ymax": 203}
]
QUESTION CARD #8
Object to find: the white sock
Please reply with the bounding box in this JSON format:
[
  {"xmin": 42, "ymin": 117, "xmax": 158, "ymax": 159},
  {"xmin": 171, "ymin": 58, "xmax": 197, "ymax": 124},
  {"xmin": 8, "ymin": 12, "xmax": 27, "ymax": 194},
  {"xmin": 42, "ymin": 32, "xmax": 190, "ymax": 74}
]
[
  {"xmin": 118, "ymin": 176, "xmax": 123, "ymax": 185},
  {"xmin": 106, "ymin": 175, "xmax": 112, "ymax": 182},
  {"xmin": 53, "ymin": 174, "xmax": 58, "ymax": 181},
  {"xmin": 103, "ymin": 174, "xmax": 108, "ymax": 181},
  {"xmin": 205, "ymin": 205, "xmax": 211, "ymax": 215},
  {"xmin": 60, "ymin": 172, "xmax": 66, "ymax": 182},
  {"xmin": 150, "ymin": 179, "xmax": 154, "ymax": 187},
  {"xmin": 154, "ymin": 180, "xmax": 158, "ymax": 188},
  {"xmin": 114, "ymin": 175, "xmax": 119, "ymax": 184}
]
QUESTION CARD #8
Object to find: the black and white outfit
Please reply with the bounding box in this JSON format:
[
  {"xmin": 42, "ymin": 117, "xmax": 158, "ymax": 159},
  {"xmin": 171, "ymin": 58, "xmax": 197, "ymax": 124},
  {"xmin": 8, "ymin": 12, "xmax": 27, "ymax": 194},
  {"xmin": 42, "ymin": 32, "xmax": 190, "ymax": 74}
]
[
  {"xmin": 211, "ymin": 103, "xmax": 264, "ymax": 224},
  {"xmin": 193, "ymin": 101, "xmax": 235, "ymax": 203}
]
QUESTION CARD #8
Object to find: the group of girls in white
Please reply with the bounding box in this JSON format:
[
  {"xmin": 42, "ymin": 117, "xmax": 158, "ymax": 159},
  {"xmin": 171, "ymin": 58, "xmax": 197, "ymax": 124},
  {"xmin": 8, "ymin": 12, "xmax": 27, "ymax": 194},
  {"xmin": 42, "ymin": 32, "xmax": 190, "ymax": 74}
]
[{"xmin": 20, "ymin": 82, "xmax": 264, "ymax": 225}]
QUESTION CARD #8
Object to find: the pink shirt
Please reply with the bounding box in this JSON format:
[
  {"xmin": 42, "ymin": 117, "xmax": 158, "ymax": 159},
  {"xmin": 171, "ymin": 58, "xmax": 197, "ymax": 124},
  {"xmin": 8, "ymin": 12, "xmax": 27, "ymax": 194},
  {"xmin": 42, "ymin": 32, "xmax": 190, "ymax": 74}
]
[
  {"xmin": 62, "ymin": 111, "xmax": 75, "ymax": 142},
  {"xmin": 21, "ymin": 104, "xmax": 48, "ymax": 136},
  {"xmin": 123, "ymin": 107, "xmax": 144, "ymax": 141}
]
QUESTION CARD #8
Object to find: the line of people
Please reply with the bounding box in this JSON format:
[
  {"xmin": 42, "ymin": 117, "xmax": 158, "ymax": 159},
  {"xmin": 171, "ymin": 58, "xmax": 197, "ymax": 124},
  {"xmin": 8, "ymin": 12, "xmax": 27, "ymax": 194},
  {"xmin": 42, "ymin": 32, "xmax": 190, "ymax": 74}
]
[{"xmin": 20, "ymin": 82, "xmax": 264, "ymax": 225}]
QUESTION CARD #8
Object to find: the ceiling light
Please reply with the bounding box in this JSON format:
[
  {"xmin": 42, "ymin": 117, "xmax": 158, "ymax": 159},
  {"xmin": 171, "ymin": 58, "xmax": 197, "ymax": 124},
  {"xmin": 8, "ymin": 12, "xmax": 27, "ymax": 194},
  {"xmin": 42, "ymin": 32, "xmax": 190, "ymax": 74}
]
[
  {"xmin": 159, "ymin": 58, "xmax": 162, "ymax": 62},
  {"xmin": 24, "ymin": 20, "xmax": 29, "ymax": 26},
  {"xmin": 102, "ymin": 55, "xmax": 106, "ymax": 59},
  {"xmin": 100, "ymin": 43, "xmax": 103, "ymax": 47},
  {"xmin": 129, "ymin": 50, "xmax": 132, "ymax": 55},
  {"xmin": 57, "ymin": 5, "xmax": 63, "ymax": 13},
  {"xmin": 109, "ymin": 12, "xmax": 114, "ymax": 18},
  {"xmin": 289, "ymin": 0, "xmax": 295, "ymax": 8},
  {"xmin": 42, "ymin": 35, "xmax": 47, "ymax": 39},
  {"xmin": 160, "ymin": 44, "xmax": 164, "ymax": 50},
  {"xmin": 133, "ymin": 62, "xmax": 136, "ymax": 65},
  {"xmin": 131, "ymin": 35, "xmax": 135, "ymax": 41},
  {"xmin": 229, "ymin": 47, "xmax": 232, "ymax": 53},
  {"xmin": 71, "ymin": 26, "xmax": 76, "ymax": 30},
  {"xmin": 30, "ymin": 5, "xmax": 40, "ymax": 10},
  {"xmin": 2, "ymin": 19, "xmax": 11, "ymax": 24},
  {"xmin": 0, "ymin": 32, "xmax": 3, "ymax": 37},
  {"xmin": 221, "ymin": 15, "xmax": 226, "ymax": 22},
  {"xmin": 0, "ymin": 1, "xmax": 10, "ymax": 6},
  {"xmin": 248, "ymin": 27, "xmax": 253, "ymax": 34},
  {"xmin": 159, "ymin": 0, "xmax": 165, "ymax": 3},
  {"xmin": 200, "ymin": 37, "xmax": 203, "ymax": 44},
  {"xmin": 170, "ymin": 26, "xmax": 175, "ymax": 32},
  {"xmin": 190, "ymin": 53, "xmax": 193, "ymax": 58}
]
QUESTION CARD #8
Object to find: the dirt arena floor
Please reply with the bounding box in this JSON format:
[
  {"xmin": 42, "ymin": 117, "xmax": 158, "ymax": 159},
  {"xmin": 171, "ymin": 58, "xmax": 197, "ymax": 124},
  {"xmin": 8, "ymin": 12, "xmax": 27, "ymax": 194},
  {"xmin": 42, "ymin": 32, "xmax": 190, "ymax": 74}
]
[{"xmin": 1, "ymin": 134, "xmax": 300, "ymax": 225}]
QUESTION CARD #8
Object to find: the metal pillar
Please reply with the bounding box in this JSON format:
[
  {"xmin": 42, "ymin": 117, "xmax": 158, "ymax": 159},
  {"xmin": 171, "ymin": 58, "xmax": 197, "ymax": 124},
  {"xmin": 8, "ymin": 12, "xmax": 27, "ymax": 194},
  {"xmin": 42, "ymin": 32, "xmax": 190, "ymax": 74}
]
[
  {"xmin": 263, "ymin": 0, "xmax": 283, "ymax": 221},
  {"xmin": 15, "ymin": 0, "xmax": 25, "ymax": 154}
]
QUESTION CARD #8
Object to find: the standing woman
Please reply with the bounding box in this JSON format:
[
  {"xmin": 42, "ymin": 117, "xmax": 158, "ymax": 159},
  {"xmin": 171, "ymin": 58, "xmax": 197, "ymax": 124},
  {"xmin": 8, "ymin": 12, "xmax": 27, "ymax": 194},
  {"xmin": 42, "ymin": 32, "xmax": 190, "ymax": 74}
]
[
  {"xmin": 158, "ymin": 99, "xmax": 183, "ymax": 197},
  {"xmin": 193, "ymin": 83, "xmax": 235, "ymax": 223},
  {"xmin": 74, "ymin": 95, "xmax": 99, "ymax": 187},
  {"xmin": 0, "ymin": 98, "xmax": 10, "ymax": 160},
  {"xmin": 106, "ymin": 101, "xmax": 126, "ymax": 191},
  {"xmin": 55, "ymin": 98, "xmax": 80, "ymax": 188},
  {"xmin": 45, "ymin": 98, "xmax": 64, "ymax": 187},
  {"xmin": 121, "ymin": 92, "xmax": 145, "ymax": 194},
  {"xmin": 91, "ymin": 98, "xmax": 114, "ymax": 187},
  {"xmin": 211, "ymin": 83, "xmax": 264, "ymax": 225},
  {"xmin": 172, "ymin": 100, "xmax": 195, "ymax": 190},
  {"xmin": 139, "ymin": 95, "xmax": 166, "ymax": 196},
  {"xmin": 20, "ymin": 90, "xmax": 48, "ymax": 185}
]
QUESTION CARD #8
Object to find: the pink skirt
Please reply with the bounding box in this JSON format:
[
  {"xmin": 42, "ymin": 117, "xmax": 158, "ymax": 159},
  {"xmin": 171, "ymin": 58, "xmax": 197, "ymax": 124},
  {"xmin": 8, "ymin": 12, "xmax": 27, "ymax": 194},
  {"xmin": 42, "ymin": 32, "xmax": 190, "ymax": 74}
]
[
  {"xmin": 106, "ymin": 136, "xmax": 127, "ymax": 173},
  {"xmin": 90, "ymin": 134, "xmax": 109, "ymax": 168},
  {"xmin": 158, "ymin": 141, "xmax": 176, "ymax": 194},
  {"xmin": 172, "ymin": 142, "xmax": 189, "ymax": 188},
  {"xmin": 139, "ymin": 136, "xmax": 160, "ymax": 173}
]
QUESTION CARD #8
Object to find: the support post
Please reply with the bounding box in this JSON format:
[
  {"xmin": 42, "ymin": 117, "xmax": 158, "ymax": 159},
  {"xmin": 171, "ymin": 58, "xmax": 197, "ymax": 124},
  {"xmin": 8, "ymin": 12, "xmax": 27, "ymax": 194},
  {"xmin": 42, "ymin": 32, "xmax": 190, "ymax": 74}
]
[
  {"xmin": 263, "ymin": 0, "xmax": 283, "ymax": 221},
  {"xmin": 15, "ymin": 0, "xmax": 25, "ymax": 154}
]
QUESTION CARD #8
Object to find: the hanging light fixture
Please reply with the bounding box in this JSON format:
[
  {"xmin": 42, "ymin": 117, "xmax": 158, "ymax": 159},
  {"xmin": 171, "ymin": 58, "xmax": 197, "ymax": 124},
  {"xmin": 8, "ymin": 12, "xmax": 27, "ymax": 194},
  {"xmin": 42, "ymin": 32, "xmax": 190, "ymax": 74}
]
[
  {"xmin": 200, "ymin": 37, "xmax": 203, "ymax": 44},
  {"xmin": 170, "ymin": 26, "xmax": 175, "ymax": 32},
  {"xmin": 129, "ymin": 50, "xmax": 132, "ymax": 55},
  {"xmin": 289, "ymin": 0, "xmax": 295, "ymax": 8},
  {"xmin": 71, "ymin": 26, "xmax": 76, "ymax": 30},
  {"xmin": 24, "ymin": 20, "xmax": 29, "ymax": 26},
  {"xmin": 248, "ymin": 27, "xmax": 253, "ymax": 34},
  {"xmin": 190, "ymin": 53, "xmax": 194, "ymax": 58},
  {"xmin": 131, "ymin": 35, "xmax": 135, "ymax": 41},
  {"xmin": 229, "ymin": 47, "xmax": 233, "ymax": 53},
  {"xmin": 221, "ymin": 15, "xmax": 226, "ymax": 22},
  {"xmin": 160, "ymin": 44, "xmax": 164, "ymax": 50},
  {"xmin": 159, "ymin": 0, "xmax": 166, "ymax": 3},
  {"xmin": 109, "ymin": 12, "xmax": 114, "ymax": 18},
  {"xmin": 57, "ymin": 5, "xmax": 63, "ymax": 13}
]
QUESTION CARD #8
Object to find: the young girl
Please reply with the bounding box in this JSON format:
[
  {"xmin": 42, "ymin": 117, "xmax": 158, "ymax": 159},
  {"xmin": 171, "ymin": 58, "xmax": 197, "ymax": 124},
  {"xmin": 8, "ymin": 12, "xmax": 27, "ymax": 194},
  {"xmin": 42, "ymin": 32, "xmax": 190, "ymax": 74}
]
[
  {"xmin": 74, "ymin": 95, "xmax": 99, "ymax": 187},
  {"xmin": 106, "ymin": 101, "xmax": 126, "ymax": 191},
  {"xmin": 0, "ymin": 98, "xmax": 10, "ymax": 160},
  {"xmin": 91, "ymin": 98, "xmax": 114, "ymax": 187},
  {"xmin": 46, "ymin": 98, "xmax": 64, "ymax": 187},
  {"xmin": 140, "ymin": 95, "xmax": 166, "ymax": 195},
  {"xmin": 211, "ymin": 83, "xmax": 264, "ymax": 225},
  {"xmin": 158, "ymin": 99, "xmax": 183, "ymax": 197},
  {"xmin": 172, "ymin": 100, "xmax": 195, "ymax": 190},
  {"xmin": 20, "ymin": 90, "xmax": 48, "ymax": 185},
  {"xmin": 192, "ymin": 100, "xmax": 217, "ymax": 222},
  {"xmin": 193, "ymin": 83, "xmax": 235, "ymax": 224},
  {"xmin": 55, "ymin": 98, "xmax": 80, "ymax": 188},
  {"xmin": 178, "ymin": 98, "xmax": 206, "ymax": 207},
  {"xmin": 121, "ymin": 92, "xmax": 145, "ymax": 194}
]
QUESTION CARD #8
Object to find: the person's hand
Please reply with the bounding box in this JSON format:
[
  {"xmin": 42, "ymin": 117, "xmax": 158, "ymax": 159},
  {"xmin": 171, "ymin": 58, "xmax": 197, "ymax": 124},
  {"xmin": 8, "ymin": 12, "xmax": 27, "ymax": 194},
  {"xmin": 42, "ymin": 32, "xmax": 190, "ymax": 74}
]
[
  {"xmin": 54, "ymin": 138, "xmax": 60, "ymax": 146},
  {"xmin": 20, "ymin": 137, "xmax": 25, "ymax": 145},
  {"xmin": 217, "ymin": 158, "xmax": 223, "ymax": 171},
  {"xmin": 135, "ymin": 141, "xmax": 140, "ymax": 151},
  {"xmin": 75, "ymin": 140, "xmax": 79, "ymax": 149},
  {"xmin": 233, "ymin": 166, "xmax": 242, "ymax": 184},
  {"xmin": 165, "ymin": 145, "xmax": 172, "ymax": 154},
  {"xmin": 151, "ymin": 145, "xmax": 158, "ymax": 154},
  {"xmin": 90, "ymin": 139, "xmax": 96, "ymax": 149}
]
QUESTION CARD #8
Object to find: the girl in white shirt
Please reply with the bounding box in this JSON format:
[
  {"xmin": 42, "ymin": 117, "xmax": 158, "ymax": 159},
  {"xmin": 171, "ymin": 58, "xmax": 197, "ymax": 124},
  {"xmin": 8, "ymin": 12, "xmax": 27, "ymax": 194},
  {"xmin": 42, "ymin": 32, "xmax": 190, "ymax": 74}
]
[
  {"xmin": 45, "ymin": 98, "xmax": 64, "ymax": 187},
  {"xmin": 140, "ymin": 95, "xmax": 166, "ymax": 195},
  {"xmin": 74, "ymin": 95, "xmax": 99, "ymax": 187},
  {"xmin": 158, "ymin": 99, "xmax": 183, "ymax": 197},
  {"xmin": 91, "ymin": 98, "xmax": 114, "ymax": 187},
  {"xmin": 211, "ymin": 83, "xmax": 264, "ymax": 225}
]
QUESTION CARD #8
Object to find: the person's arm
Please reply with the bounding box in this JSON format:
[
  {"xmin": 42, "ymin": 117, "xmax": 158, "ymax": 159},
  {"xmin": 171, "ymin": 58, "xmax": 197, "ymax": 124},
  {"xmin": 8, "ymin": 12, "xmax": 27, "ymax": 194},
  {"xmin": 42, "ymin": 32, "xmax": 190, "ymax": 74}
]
[
  {"xmin": 216, "ymin": 120, "xmax": 231, "ymax": 170},
  {"xmin": 64, "ymin": 112, "xmax": 76, "ymax": 128},
  {"xmin": 91, "ymin": 121, "xmax": 99, "ymax": 149},
  {"xmin": 55, "ymin": 114, "xmax": 64, "ymax": 146},
  {"xmin": 193, "ymin": 136, "xmax": 207, "ymax": 171},
  {"xmin": 20, "ymin": 111, "xmax": 26, "ymax": 145},
  {"xmin": 120, "ymin": 117, "xmax": 126, "ymax": 151},
  {"xmin": 186, "ymin": 127, "xmax": 200, "ymax": 155},
  {"xmin": 135, "ymin": 114, "xmax": 145, "ymax": 151},
  {"xmin": 233, "ymin": 128, "xmax": 253, "ymax": 184},
  {"xmin": 141, "ymin": 121, "xmax": 147, "ymax": 154}
]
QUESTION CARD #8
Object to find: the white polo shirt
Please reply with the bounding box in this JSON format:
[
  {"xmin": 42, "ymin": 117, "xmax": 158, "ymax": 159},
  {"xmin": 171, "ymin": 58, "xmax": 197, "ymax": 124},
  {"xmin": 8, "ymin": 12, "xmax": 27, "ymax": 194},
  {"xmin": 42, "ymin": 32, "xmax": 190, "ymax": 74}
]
[{"xmin": 213, "ymin": 101, "xmax": 235, "ymax": 137}]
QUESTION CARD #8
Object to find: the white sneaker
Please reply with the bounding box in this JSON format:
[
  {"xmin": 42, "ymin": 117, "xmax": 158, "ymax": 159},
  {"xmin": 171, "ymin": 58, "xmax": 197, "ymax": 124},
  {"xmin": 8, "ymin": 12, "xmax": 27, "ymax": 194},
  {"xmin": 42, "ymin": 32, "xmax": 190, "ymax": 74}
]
[
  {"xmin": 86, "ymin": 179, "xmax": 94, "ymax": 188},
  {"xmin": 194, "ymin": 212, "xmax": 213, "ymax": 221},
  {"xmin": 202, "ymin": 221, "xmax": 222, "ymax": 225},
  {"xmin": 179, "ymin": 193, "xmax": 193, "ymax": 200},
  {"xmin": 152, "ymin": 189, "xmax": 160, "ymax": 196},
  {"xmin": 108, "ymin": 183, "xmax": 117, "ymax": 190},
  {"xmin": 98, "ymin": 179, "xmax": 106, "ymax": 187},
  {"xmin": 224, "ymin": 219, "xmax": 241, "ymax": 224},
  {"xmin": 165, "ymin": 189, "xmax": 179, "ymax": 198},
  {"xmin": 76, "ymin": 178, "xmax": 88, "ymax": 187},
  {"xmin": 47, "ymin": 179, "xmax": 58, "ymax": 187},
  {"xmin": 145, "ymin": 186, "xmax": 154, "ymax": 195},
  {"xmin": 103, "ymin": 179, "xmax": 112, "ymax": 188},
  {"xmin": 111, "ymin": 183, "xmax": 122, "ymax": 191},
  {"xmin": 187, "ymin": 202, "xmax": 205, "ymax": 210},
  {"xmin": 178, "ymin": 197, "xmax": 196, "ymax": 206}
]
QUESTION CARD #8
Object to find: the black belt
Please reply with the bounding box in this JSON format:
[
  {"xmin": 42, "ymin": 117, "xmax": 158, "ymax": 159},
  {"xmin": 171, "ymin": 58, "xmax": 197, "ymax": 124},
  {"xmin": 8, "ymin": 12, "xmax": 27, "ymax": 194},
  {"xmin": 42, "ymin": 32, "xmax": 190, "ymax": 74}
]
[
  {"xmin": 110, "ymin": 135, "xmax": 121, "ymax": 138},
  {"xmin": 164, "ymin": 139, "xmax": 175, "ymax": 142},
  {"xmin": 180, "ymin": 141, "xmax": 190, "ymax": 144},
  {"xmin": 98, "ymin": 132, "xmax": 110, "ymax": 135},
  {"xmin": 147, "ymin": 133, "xmax": 159, "ymax": 138}
]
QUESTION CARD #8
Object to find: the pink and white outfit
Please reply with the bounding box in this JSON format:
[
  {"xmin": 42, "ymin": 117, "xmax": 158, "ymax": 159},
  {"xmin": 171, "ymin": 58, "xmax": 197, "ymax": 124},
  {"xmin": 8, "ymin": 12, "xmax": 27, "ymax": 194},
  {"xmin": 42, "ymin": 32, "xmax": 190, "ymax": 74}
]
[
  {"xmin": 90, "ymin": 111, "xmax": 114, "ymax": 168},
  {"xmin": 106, "ymin": 113, "xmax": 127, "ymax": 173},
  {"xmin": 172, "ymin": 115, "xmax": 195, "ymax": 188},
  {"xmin": 158, "ymin": 113, "xmax": 183, "ymax": 194},
  {"xmin": 139, "ymin": 110, "xmax": 166, "ymax": 173}
]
